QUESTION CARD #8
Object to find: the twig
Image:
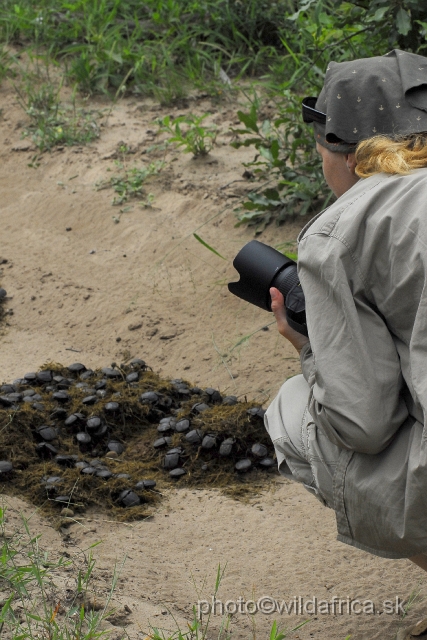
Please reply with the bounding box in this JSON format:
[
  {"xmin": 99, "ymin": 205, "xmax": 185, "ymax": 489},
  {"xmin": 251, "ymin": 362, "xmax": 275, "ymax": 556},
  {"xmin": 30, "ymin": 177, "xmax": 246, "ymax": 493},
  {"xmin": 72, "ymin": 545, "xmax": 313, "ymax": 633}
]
[
  {"xmin": 211, "ymin": 333, "xmax": 237, "ymax": 389},
  {"xmin": 219, "ymin": 179, "xmax": 248, "ymax": 190}
]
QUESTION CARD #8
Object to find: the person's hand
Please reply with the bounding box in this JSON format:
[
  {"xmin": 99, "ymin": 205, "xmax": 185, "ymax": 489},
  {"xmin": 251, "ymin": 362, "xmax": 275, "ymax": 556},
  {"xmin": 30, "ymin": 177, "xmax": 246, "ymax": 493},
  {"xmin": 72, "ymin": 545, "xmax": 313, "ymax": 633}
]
[{"xmin": 270, "ymin": 287, "xmax": 310, "ymax": 354}]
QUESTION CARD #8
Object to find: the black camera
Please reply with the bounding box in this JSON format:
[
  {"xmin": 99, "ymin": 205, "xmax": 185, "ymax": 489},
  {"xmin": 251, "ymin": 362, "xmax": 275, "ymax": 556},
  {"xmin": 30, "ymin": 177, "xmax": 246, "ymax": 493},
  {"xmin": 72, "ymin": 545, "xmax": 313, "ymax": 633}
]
[{"xmin": 228, "ymin": 240, "xmax": 308, "ymax": 336}]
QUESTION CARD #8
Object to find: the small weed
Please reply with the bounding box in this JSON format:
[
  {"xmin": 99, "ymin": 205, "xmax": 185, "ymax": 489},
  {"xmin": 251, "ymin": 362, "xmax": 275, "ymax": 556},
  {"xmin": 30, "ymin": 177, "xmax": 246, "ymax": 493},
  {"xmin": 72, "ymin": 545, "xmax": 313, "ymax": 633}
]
[
  {"xmin": 15, "ymin": 81, "xmax": 100, "ymax": 152},
  {"xmin": 146, "ymin": 564, "xmax": 307, "ymax": 640},
  {"xmin": 0, "ymin": 505, "xmax": 122, "ymax": 640},
  {"xmin": 98, "ymin": 161, "xmax": 162, "ymax": 206},
  {"xmin": 0, "ymin": 45, "xmax": 15, "ymax": 83},
  {"xmin": 156, "ymin": 114, "xmax": 217, "ymax": 157}
]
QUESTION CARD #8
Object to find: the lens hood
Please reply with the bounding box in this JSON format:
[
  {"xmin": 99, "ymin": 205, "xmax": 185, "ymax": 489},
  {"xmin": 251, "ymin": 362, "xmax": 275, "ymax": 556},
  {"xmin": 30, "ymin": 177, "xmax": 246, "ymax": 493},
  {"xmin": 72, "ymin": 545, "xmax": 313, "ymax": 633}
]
[{"xmin": 228, "ymin": 240, "xmax": 296, "ymax": 311}]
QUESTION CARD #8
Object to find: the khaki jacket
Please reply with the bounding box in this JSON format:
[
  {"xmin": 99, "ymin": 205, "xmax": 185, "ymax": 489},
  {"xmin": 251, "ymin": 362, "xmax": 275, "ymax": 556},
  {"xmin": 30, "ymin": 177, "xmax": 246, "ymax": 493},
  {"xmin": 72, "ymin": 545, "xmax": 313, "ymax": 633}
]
[{"xmin": 298, "ymin": 169, "xmax": 427, "ymax": 558}]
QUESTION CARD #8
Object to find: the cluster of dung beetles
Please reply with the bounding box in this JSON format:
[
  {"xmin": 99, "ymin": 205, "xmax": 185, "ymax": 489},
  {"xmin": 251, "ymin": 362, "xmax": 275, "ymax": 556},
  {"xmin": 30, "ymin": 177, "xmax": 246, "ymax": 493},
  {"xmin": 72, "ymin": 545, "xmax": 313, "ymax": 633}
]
[{"xmin": 0, "ymin": 358, "xmax": 276, "ymax": 520}]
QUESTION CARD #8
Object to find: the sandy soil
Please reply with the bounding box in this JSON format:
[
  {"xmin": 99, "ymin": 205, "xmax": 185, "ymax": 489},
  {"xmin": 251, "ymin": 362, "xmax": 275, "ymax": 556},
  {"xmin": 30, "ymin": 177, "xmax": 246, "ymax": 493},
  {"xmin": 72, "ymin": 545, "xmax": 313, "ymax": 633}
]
[{"xmin": 1, "ymin": 82, "xmax": 426, "ymax": 640}]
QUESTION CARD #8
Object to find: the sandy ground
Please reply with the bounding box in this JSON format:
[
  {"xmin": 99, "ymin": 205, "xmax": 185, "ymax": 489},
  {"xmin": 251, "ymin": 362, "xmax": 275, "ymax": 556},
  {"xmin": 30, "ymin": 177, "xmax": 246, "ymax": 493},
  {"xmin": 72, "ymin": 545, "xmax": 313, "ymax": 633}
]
[{"xmin": 1, "ymin": 82, "xmax": 427, "ymax": 639}]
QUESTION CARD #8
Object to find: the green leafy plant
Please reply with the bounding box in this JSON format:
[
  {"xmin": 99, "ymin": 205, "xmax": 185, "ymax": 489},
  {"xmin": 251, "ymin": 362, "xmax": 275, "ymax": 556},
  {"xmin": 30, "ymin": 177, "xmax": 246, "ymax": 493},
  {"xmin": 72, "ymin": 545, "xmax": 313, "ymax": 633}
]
[
  {"xmin": 231, "ymin": 92, "xmax": 333, "ymax": 230},
  {"xmin": 1, "ymin": 0, "xmax": 427, "ymax": 100},
  {"xmin": 15, "ymin": 80, "xmax": 100, "ymax": 152},
  {"xmin": 0, "ymin": 505, "xmax": 122, "ymax": 640},
  {"xmin": 98, "ymin": 160, "xmax": 162, "ymax": 206},
  {"xmin": 156, "ymin": 114, "xmax": 217, "ymax": 157}
]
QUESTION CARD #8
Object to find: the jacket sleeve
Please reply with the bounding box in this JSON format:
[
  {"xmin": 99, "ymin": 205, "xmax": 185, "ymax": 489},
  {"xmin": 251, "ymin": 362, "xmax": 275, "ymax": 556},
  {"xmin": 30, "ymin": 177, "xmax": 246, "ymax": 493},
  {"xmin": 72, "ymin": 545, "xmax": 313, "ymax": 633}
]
[{"xmin": 297, "ymin": 233, "xmax": 408, "ymax": 455}]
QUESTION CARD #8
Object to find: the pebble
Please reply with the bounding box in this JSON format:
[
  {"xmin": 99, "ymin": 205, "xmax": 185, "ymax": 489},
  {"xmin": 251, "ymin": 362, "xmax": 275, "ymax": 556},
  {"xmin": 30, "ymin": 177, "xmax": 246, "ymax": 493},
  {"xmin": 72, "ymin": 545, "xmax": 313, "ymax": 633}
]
[
  {"xmin": 61, "ymin": 508, "xmax": 74, "ymax": 517},
  {"xmin": 82, "ymin": 395, "xmax": 98, "ymax": 405},
  {"xmin": 105, "ymin": 450, "xmax": 119, "ymax": 459},
  {"xmin": 222, "ymin": 395, "xmax": 238, "ymax": 405},
  {"xmin": 0, "ymin": 288, "xmax": 6, "ymax": 299}
]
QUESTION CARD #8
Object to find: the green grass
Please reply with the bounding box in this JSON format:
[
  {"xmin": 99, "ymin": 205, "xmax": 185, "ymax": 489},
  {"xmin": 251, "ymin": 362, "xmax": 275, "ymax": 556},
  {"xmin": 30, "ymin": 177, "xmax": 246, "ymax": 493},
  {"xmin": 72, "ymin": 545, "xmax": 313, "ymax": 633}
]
[
  {"xmin": 0, "ymin": 0, "xmax": 302, "ymax": 100},
  {"xmin": 0, "ymin": 505, "xmax": 123, "ymax": 640},
  {"xmin": 156, "ymin": 114, "xmax": 217, "ymax": 157},
  {"xmin": 97, "ymin": 153, "xmax": 163, "ymax": 206},
  {"xmin": 1, "ymin": 0, "xmax": 421, "ymax": 102},
  {"xmin": 15, "ymin": 80, "xmax": 100, "ymax": 152}
]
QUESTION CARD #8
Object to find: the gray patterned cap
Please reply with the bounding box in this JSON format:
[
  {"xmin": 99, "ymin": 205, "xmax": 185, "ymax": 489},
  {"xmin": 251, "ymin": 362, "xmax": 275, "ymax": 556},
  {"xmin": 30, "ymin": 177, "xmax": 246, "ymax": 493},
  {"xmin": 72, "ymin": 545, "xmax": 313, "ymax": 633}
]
[{"xmin": 314, "ymin": 49, "xmax": 427, "ymax": 153}]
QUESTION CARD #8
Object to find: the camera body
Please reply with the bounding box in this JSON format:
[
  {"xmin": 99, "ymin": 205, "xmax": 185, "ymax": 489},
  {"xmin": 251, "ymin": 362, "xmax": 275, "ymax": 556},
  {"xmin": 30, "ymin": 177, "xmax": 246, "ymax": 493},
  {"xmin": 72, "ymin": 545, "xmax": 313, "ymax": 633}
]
[{"xmin": 228, "ymin": 240, "xmax": 308, "ymax": 336}]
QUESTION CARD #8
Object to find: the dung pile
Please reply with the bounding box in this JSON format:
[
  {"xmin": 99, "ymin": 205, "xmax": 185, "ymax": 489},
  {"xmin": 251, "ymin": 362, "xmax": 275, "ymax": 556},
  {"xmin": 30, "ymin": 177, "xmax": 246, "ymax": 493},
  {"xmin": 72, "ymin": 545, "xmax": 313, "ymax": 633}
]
[{"xmin": 0, "ymin": 359, "xmax": 277, "ymax": 522}]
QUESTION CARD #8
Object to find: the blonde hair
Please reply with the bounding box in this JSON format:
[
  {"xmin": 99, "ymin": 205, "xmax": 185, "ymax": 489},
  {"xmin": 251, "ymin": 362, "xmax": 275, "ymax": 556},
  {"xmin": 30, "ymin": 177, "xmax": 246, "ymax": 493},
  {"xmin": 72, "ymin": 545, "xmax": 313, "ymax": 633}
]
[{"xmin": 355, "ymin": 133, "xmax": 427, "ymax": 178}]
